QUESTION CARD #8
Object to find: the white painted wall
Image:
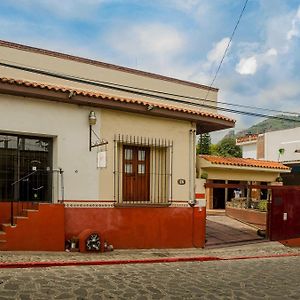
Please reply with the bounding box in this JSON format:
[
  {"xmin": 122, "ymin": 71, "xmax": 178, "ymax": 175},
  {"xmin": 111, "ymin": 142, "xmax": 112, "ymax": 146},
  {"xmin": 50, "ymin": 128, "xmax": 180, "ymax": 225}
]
[
  {"xmin": 241, "ymin": 143, "xmax": 257, "ymax": 159},
  {"xmin": 264, "ymin": 127, "xmax": 300, "ymax": 163},
  {"xmin": 0, "ymin": 94, "xmax": 101, "ymax": 201}
]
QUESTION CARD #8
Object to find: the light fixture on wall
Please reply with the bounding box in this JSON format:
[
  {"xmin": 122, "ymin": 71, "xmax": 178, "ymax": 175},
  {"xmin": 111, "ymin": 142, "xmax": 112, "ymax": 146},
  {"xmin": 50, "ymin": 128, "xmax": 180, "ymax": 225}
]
[
  {"xmin": 89, "ymin": 111, "xmax": 97, "ymax": 151},
  {"xmin": 147, "ymin": 104, "xmax": 154, "ymax": 111},
  {"xmin": 88, "ymin": 111, "xmax": 108, "ymax": 151}
]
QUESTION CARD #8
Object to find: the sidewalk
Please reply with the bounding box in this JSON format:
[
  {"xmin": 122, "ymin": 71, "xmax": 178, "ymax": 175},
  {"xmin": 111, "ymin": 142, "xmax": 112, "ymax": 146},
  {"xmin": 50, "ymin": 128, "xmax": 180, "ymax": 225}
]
[{"xmin": 0, "ymin": 241, "xmax": 299, "ymax": 268}]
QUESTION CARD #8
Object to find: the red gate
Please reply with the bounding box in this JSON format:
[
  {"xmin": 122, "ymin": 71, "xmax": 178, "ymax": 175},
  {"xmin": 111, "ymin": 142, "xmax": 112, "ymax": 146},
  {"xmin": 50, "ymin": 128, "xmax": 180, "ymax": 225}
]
[{"xmin": 269, "ymin": 187, "xmax": 300, "ymax": 241}]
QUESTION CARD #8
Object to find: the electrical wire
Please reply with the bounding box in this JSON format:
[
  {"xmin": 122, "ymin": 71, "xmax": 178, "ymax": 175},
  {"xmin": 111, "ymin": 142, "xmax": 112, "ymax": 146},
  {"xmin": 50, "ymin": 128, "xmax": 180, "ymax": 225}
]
[
  {"xmin": 1, "ymin": 58, "xmax": 298, "ymax": 116},
  {"xmin": 1, "ymin": 59, "xmax": 300, "ymax": 123},
  {"xmin": 204, "ymin": 0, "xmax": 249, "ymax": 100}
]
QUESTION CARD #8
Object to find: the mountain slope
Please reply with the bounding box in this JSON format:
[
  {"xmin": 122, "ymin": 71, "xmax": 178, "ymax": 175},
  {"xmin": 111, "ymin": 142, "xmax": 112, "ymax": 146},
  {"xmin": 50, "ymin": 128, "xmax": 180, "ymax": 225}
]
[{"xmin": 237, "ymin": 115, "xmax": 300, "ymax": 136}]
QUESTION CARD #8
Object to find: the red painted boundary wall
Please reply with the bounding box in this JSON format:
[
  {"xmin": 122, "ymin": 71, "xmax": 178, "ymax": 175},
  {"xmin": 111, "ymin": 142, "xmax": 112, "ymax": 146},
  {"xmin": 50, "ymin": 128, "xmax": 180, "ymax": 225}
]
[
  {"xmin": 0, "ymin": 202, "xmax": 37, "ymax": 225},
  {"xmin": 0, "ymin": 203, "xmax": 65, "ymax": 251},
  {"xmin": 226, "ymin": 207, "xmax": 267, "ymax": 230},
  {"xmin": 65, "ymin": 207, "xmax": 206, "ymax": 249}
]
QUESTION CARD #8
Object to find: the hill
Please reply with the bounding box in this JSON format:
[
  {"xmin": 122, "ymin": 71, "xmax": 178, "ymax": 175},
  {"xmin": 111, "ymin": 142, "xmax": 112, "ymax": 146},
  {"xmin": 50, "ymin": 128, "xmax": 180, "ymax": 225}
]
[{"xmin": 237, "ymin": 115, "xmax": 300, "ymax": 137}]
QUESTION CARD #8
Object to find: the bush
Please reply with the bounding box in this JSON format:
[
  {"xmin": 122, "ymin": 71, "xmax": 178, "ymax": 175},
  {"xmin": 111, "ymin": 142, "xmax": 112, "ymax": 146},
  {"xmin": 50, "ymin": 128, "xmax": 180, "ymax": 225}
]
[{"xmin": 258, "ymin": 200, "xmax": 268, "ymax": 212}]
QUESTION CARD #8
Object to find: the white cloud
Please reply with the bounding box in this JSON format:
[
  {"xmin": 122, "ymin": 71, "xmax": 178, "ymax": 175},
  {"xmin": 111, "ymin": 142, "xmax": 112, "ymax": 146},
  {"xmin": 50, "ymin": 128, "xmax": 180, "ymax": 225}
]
[
  {"xmin": 287, "ymin": 6, "xmax": 300, "ymax": 40},
  {"xmin": 260, "ymin": 81, "xmax": 300, "ymax": 103},
  {"xmin": 265, "ymin": 48, "xmax": 277, "ymax": 57},
  {"xmin": 236, "ymin": 56, "xmax": 257, "ymax": 75},
  {"xmin": 207, "ymin": 37, "xmax": 230, "ymax": 63},
  {"xmin": 108, "ymin": 23, "xmax": 185, "ymax": 59},
  {"xmin": 235, "ymin": 47, "xmax": 277, "ymax": 76}
]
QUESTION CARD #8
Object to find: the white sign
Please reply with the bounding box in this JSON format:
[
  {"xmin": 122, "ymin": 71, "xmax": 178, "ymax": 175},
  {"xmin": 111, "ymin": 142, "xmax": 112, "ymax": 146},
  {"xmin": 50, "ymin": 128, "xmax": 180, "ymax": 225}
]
[{"xmin": 97, "ymin": 151, "xmax": 107, "ymax": 168}]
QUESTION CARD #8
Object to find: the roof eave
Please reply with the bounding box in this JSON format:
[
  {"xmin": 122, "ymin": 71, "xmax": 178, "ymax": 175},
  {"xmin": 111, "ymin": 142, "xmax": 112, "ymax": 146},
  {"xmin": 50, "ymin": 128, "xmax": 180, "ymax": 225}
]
[
  {"xmin": 201, "ymin": 163, "xmax": 290, "ymax": 173},
  {"xmin": 0, "ymin": 80, "xmax": 235, "ymax": 130}
]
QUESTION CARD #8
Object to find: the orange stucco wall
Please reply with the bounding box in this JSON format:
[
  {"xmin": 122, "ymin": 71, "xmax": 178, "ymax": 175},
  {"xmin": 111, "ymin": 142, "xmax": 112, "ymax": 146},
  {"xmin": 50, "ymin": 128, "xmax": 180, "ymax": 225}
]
[
  {"xmin": 280, "ymin": 238, "xmax": 300, "ymax": 247},
  {"xmin": 0, "ymin": 203, "xmax": 65, "ymax": 251},
  {"xmin": 65, "ymin": 207, "xmax": 206, "ymax": 249},
  {"xmin": 0, "ymin": 202, "xmax": 37, "ymax": 225}
]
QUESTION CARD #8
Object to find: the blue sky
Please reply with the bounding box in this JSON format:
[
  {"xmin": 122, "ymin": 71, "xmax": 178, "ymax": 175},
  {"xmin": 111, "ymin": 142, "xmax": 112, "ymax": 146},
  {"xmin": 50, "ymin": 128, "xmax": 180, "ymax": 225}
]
[{"xmin": 1, "ymin": 0, "xmax": 300, "ymax": 140}]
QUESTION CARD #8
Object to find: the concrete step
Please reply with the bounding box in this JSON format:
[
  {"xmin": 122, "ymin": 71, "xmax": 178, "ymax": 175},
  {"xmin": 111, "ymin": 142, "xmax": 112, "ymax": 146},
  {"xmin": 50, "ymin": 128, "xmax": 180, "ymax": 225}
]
[
  {"xmin": 2, "ymin": 223, "xmax": 17, "ymax": 229},
  {"xmin": 14, "ymin": 216, "xmax": 28, "ymax": 220}
]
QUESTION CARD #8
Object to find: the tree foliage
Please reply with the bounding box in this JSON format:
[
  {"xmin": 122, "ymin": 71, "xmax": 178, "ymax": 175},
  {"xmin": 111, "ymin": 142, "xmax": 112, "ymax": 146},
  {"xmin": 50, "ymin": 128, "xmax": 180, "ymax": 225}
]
[
  {"xmin": 213, "ymin": 137, "xmax": 242, "ymax": 158},
  {"xmin": 197, "ymin": 133, "xmax": 211, "ymax": 155}
]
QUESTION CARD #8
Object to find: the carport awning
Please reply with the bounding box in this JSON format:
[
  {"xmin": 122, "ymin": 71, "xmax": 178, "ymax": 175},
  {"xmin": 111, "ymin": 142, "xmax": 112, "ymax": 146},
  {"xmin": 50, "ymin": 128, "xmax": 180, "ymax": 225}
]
[{"xmin": 199, "ymin": 155, "xmax": 290, "ymax": 172}]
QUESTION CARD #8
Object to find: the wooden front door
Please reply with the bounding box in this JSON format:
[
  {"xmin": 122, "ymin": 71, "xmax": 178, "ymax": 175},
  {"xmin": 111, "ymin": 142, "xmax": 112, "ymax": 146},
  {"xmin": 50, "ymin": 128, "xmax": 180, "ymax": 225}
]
[{"xmin": 123, "ymin": 146, "xmax": 150, "ymax": 202}]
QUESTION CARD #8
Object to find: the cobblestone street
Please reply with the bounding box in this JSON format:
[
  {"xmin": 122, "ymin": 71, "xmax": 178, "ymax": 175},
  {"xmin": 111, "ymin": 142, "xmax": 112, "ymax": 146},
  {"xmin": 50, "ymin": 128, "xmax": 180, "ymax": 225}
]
[{"xmin": 1, "ymin": 255, "xmax": 300, "ymax": 299}]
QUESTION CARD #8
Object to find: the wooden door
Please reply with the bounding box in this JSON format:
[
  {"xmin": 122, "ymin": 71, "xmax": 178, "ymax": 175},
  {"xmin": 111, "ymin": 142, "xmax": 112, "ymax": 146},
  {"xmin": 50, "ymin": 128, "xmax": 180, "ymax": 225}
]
[{"xmin": 123, "ymin": 146, "xmax": 150, "ymax": 202}]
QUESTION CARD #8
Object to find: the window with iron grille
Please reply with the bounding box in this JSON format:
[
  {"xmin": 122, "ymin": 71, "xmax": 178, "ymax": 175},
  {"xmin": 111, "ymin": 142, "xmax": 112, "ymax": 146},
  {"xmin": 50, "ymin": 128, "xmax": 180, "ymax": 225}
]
[
  {"xmin": 114, "ymin": 135, "xmax": 173, "ymax": 206},
  {"xmin": 0, "ymin": 134, "xmax": 52, "ymax": 202}
]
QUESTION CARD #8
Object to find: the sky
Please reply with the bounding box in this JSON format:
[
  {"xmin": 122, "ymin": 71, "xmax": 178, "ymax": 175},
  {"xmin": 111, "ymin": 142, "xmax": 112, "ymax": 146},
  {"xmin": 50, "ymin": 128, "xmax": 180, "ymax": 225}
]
[{"xmin": 0, "ymin": 0, "xmax": 300, "ymax": 141}]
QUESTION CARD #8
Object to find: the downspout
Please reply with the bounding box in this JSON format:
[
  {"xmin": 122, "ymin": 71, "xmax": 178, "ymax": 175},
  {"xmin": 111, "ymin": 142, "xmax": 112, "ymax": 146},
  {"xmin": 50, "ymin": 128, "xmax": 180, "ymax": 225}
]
[{"xmin": 189, "ymin": 128, "xmax": 196, "ymax": 206}]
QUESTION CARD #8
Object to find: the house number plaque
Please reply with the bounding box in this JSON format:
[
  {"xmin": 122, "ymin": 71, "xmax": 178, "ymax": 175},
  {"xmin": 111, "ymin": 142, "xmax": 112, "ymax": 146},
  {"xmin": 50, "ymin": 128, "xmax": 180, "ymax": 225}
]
[{"xmin": 177, "ymin": 179, "xmax": 186, "ymax": 185}]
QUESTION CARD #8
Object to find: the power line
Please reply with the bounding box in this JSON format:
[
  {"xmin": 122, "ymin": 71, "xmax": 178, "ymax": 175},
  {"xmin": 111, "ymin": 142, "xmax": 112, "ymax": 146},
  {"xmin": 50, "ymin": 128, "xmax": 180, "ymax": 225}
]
[
  {"xmin": 204, "ymin": 0, "xmax": 249, "ymax": 100},
  {"xmin": 0, "ymin": 59, "xmax": 299, "ymax": 117},
  {"xmin": 1, "ymin": 59, "xmax": 300, "ymax": 123}
]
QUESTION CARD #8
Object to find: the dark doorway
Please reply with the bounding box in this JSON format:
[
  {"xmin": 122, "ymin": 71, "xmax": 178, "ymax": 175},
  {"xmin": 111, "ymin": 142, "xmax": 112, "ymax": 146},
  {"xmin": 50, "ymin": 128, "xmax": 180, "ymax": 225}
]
[
  {"xmin": 0, "ymin": 134, "xmax": 52, "ymax": 202},
  {"xmin": 213, "ymin": 180, "xmax": 226, "ymax": 209}
]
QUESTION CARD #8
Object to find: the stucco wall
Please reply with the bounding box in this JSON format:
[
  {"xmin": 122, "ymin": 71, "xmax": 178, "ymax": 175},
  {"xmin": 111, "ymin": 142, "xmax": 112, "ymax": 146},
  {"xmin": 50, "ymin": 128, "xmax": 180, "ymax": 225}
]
[
  {"xmin": 99, "ymin": 109, "xmax": 194, "ymax": 202},
  {"xmin": 0, "ymin": 44, "xmax": 218, "ymax": 112},
  {"xmin": 0, "ymin": 93, "xmax": 196, "ymax": 203},
  {"xmin": 264, "ymin": 127, "xmax": 300, "ymax": 163},
  {"xmin": 0, "ymin": 94, "xmax": 101, "ymax": 201},
  {"xmin": 241, "ymin": 143, "xmax": 257, "ymax": 159}
]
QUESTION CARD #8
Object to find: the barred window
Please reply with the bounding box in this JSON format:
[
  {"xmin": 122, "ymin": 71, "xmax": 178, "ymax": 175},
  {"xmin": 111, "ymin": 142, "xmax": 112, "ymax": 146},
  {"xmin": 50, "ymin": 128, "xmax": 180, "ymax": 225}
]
[{"xmin": 114, "ymin": 135, "xmax": 173, "ymax": 206}]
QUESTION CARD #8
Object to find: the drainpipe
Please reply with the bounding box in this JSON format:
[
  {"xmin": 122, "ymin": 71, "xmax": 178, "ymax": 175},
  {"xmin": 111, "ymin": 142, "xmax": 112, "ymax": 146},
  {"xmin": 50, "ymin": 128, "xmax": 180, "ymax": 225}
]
[{"xmin": 189, "ymin": 128, "xmax": 196, "ymax": 206}]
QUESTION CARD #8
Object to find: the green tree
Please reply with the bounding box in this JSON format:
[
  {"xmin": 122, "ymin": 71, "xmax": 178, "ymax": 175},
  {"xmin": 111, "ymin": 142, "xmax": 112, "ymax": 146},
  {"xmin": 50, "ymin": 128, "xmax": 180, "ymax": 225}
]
[
  {"xmin": 214, "ymin": 137, "xmax": 242, "ymax": 158},
  {"xmin": 197, "ymin": 133, "xmax": 211, "ymax": 155}
]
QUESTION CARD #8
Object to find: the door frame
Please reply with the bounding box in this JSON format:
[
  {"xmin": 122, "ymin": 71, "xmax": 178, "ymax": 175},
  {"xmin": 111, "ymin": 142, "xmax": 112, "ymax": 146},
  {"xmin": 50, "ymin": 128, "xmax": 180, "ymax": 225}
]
[{"xmin": 122, "ymin": 145, "xmax": 150, "ymax": 202}]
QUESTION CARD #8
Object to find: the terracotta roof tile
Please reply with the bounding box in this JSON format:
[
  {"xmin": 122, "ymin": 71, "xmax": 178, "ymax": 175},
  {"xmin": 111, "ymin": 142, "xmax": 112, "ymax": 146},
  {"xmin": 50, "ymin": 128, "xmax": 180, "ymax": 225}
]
[
  {"xmin": 200, "ymin": 155, "xmax": 290, "ymax": 170},
  {"xmin": 236, "ymin": 134, "xmax": 258, "ymax": 144},
  {"xmin": 0, "ymin": 77, "xmax": 235, "ymax": 124}
]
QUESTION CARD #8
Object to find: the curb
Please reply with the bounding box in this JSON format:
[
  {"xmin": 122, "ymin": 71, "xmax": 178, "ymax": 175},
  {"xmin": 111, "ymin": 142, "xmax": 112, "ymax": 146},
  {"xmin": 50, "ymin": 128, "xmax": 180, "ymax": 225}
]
[
  {"xmin": 0, "ymin": 253, "xmax": 299, "ymax": 269},
  {"xmin": 0, "ymin": 256, "xmax": 220, "ymax": 269}
]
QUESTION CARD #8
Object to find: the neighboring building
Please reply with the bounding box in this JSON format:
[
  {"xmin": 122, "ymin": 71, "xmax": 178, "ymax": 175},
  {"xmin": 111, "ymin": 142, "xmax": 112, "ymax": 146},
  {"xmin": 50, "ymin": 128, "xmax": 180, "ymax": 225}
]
[
  {"xmin": 236, "ymin": 134, "xmax": 259, "ymax": 159},
  {"xmin": 236, "ymin": 127, "xmax": 300, "ymax": 185},
  {"xmin": 197, "ymin": 155, "xmax": 290, "ymax": 210},
  {"xmin": 0, "ymin": 40, "xmax": 235, "ymax": 251}
]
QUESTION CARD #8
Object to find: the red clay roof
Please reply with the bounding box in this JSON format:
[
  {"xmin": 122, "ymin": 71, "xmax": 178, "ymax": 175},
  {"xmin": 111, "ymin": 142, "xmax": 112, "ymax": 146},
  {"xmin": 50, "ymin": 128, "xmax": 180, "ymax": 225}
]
[
  {"xmin": 236, "ymin": 134, "xmax": 258, "ymax": 144},
  {"xmin": 200, "ymin": 155, "xmax": 290, "ymax": 170},
  {"xmin": 0, "ymin": 77, "xmax": 235, "ymax": 124}
]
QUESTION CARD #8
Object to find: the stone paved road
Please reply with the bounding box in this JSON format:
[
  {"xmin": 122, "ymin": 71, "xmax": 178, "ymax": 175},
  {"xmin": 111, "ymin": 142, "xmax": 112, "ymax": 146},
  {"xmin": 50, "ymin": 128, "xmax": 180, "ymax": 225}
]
[{"xmin": 0, "ymin": 256, "xmax": 300, "ymax": 299}]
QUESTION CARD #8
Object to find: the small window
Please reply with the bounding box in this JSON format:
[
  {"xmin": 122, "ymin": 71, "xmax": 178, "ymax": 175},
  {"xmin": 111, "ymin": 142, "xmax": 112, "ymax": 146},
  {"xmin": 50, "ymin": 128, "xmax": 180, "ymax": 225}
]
[
  {"xmin": 124, "ymin": 149, "xmax": 133, "ymax": 160},
  {"xmin": 125, "ymin": 163, "xmax": 133, "ymax": 174},
  {"xmin": 138, "ymin": 150, "xmax": 146, "ymax": 161},
  {"xmin": 138, "ymin": 163, "xmax": 145, "ymax": 174}
]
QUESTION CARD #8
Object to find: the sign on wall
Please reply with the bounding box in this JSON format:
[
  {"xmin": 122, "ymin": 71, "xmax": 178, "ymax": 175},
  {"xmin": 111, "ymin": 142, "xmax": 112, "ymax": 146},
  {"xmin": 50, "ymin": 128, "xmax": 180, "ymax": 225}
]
[{"xmin": 97, "ymin": 151, "xmax": 107, "ymax": 168}]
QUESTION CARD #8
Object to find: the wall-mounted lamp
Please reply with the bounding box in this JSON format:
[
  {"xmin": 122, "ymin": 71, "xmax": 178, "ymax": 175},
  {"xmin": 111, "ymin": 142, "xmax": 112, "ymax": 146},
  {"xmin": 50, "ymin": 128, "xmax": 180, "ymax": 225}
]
[
  {"xmin": 88, "ymin": 111, "xmax": 108, "ymax": 151},
  {"xmin": 89, "ymin": 111, "xmax": 97, "ymax": 151},
  {"xmin": 68, "ymin": 90, "xmax": 76, "ymax": 99},
  {"xmin": 89, "ymin": 111, "xmax": 97, "ymax": 126},
  {"xmin": 147, "ymin": 104, "xmax": 154, "ymax": 111}
]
